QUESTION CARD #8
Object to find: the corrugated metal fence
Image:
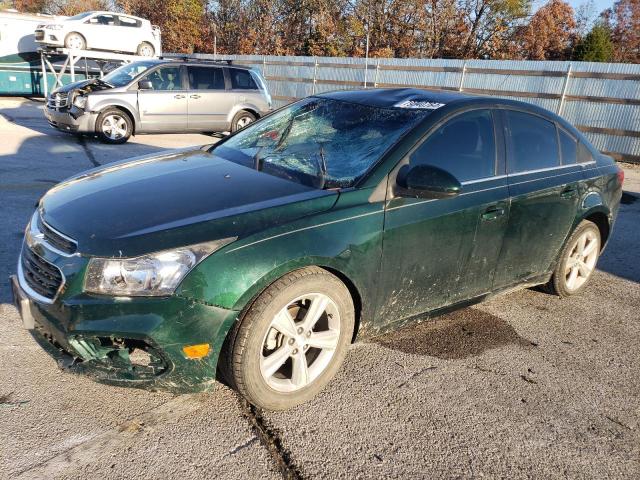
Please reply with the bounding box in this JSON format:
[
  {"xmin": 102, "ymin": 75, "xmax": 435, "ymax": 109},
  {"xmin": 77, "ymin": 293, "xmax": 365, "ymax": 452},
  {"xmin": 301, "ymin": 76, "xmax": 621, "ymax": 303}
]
[{"xmin": 192, "ymin": 54, "xmax": 640, "ymax": 163}]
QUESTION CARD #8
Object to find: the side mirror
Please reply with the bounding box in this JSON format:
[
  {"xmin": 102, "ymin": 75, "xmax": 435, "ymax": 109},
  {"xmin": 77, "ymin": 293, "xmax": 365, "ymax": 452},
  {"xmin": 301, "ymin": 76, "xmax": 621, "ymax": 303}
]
[
  {"xmin": 138, "ymin": 79, "xmax": 153, "ymax": 90},
  {"xmin": 394, "ymin": 164, "xmax": 462, "ymax": 199}
]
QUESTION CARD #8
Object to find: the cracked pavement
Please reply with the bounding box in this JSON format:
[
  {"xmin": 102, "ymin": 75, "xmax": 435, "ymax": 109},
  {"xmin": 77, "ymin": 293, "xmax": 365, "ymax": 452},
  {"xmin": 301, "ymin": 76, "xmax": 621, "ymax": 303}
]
[{"xmin": 1, "ymin": 98, "xmax": 639, "ymax": 479}]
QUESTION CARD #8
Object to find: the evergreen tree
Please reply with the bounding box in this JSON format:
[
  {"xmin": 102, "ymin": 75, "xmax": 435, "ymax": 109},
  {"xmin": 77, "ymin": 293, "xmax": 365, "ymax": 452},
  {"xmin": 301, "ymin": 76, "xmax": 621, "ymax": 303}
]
[{"xmin": 573, "ymin": 23, "xmax": 614, "ymax": 62}]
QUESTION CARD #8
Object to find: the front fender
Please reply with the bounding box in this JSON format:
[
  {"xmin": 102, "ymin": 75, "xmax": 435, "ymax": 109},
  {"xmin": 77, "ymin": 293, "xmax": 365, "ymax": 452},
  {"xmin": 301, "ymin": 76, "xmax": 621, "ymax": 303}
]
[
  {"xmin": 177, "ymin": 189, "xmax": 384, "ymax": 330},
  {"xmin": 90, "ymin": 98, "xmax": 141, "ymax": 128}
]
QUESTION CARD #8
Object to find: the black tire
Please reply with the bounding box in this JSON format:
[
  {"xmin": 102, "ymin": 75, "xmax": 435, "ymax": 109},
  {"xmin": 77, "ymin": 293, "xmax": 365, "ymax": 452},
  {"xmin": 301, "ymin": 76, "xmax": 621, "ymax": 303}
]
[
  {"xmin": 95, "ymin": 108, "xmax": 133, "ymax": 144},
  {"xmin": 64, "ymin": 32, "xmax": 86, "ymax": 50},
  {"xmin": 220, "ymin": 267, "xmax": 355, "ymax": 410},
  {"xmin": 545, "ymin": 220, "xmax": 601, "ymax": 297},
  {"xmin": 137, "ymin": 42, "xmax": 155, "ymax": 57},
  {"xmin": 231, "ymin": 110, "xmax": 257, "ymax": 132}
]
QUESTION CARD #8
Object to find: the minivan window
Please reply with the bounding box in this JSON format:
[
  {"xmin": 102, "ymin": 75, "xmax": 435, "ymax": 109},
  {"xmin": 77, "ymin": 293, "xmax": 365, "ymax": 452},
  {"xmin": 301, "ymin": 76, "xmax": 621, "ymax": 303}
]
[
  {"xmin": 230, "ymin": 69, "xmax": 259, "ymax": 90},
  {"xmin": 506, "ymin": 110, "xmax": 559, "ymax": 173},
  {"xmin": 188, "ymin": 67, "xmax": 225, "ymax": 90},
  {"xmin": 145, "ymin": 67, "xmax": 182, "ymax": 90},
  {"xmin": 559, "ymin": 128, "xmax": 577, "ymax": 165},
  {"xmin": 409, "ymin": 109, "xmax": 496, "ymax": 182}
]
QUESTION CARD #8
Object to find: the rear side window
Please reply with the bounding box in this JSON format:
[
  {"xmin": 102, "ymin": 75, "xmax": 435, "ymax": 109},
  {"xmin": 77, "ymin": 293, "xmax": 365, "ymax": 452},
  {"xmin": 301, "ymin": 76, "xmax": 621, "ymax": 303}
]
[
  {"xmin": 230, "ymin": 69, "xmax": 259, "ymax": 90},
  {"xmin": 118, "ymin": 16, "xmax": 141, "ymax": 28},
  {"xmin": 506, "ymin": 110, "xmax": 559, "ymax": 173},
  {"xmin": 188, "ymin": 67, "xmax": 225, "ymax": 90},
  {"xmin": 578, "ymin": 142, "xmax": 595, "ymax": 163},
  {"xmin": 559, "ymin": 128, "xmax": 577, "ymax": 165},
  {"xmin": 88, "ymin": 14, "xmax": 116, "ymax": 26},
  {"xmin": 409, "ymin": 109, "xmax": 496, "ymax": 182}
]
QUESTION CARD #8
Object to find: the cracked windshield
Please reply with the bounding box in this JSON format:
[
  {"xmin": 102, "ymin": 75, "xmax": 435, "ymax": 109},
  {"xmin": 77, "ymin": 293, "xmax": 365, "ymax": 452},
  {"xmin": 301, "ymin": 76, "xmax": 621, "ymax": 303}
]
[{"xmin": 212, "ymin": 98, "xmax": 428, "ymax": 188}]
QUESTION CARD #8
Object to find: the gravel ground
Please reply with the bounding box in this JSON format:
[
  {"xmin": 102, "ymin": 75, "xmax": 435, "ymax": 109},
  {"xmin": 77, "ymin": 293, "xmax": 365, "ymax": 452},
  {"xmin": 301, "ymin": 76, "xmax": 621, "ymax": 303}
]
[{"xmin": 1, "ymin": 97, "xmax": 638, "ymax": 479}]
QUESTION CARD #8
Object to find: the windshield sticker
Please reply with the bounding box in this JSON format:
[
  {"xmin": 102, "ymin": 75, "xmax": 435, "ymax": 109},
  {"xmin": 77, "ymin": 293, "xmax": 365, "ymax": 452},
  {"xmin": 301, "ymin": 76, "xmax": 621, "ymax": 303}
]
[{"xmin": 395, "ymin": 100, "xmax": 446, "ymax": 110}]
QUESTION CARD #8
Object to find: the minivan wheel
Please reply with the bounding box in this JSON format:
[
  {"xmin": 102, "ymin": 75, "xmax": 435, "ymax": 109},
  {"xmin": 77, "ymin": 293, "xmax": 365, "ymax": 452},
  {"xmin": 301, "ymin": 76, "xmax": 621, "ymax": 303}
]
[
  {"xmin": 64, "ymin": 32, "xmax": 86, "ymax": 50},
  {"xmin": 231, "ymin": 110, "xmax": 256, "ymax": 132},
  {"xmin": 221, "ymin": 267, "xmax": 354, "ymax": 410},
  {"xmin": 546, "ymin": 220, "xmax": 601, "ymax": 297},
  {"xmin": 96, "ymin": 108, "xmax": 132, "ymax": 144},
  {"xmin": 137, "ymin": 42, "xmax": 155, "ymax": 57}
]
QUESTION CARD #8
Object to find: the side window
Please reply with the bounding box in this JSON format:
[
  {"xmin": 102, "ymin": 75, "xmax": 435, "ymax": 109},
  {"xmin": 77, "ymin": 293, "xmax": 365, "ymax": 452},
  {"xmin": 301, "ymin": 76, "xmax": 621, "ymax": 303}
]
[
  {"xmin": 409, "ymin": 109, "xmax": 496, "ymax": 182},
  {"xmin": 558, "ymin": 128, "xmax": 577, "ymax": 165},
  {"xmin": 506, "ymin": 110, "xmax": 559, "ymax": 173},
  {"xmin": 578, "ymin": 142, "xmax": 595, "ymax": 163},
  {"xmin": 144, "ymin": 67, "xmax": 182, "ymax": 91},
  {"xmin": 188, "ymin": 67, "xmax": 225, "ymax": 90},
  {"xmin": 88, "ymin": 14, "xmax": 116, "ymax": 26},
  {"xmin": 118, "ymin": 16, "xmax": 141, "ymax": 28},
  {"xmin": 229, "ymin": 68, "xmax": 259, "ymax": 90}
]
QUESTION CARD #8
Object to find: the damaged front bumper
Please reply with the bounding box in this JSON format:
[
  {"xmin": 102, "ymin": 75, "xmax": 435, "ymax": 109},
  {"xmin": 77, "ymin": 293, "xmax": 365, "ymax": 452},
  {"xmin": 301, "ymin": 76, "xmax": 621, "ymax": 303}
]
[
  {"xmin": 44, "ymin": 105, "xmax": 97, "ymax": 134},
  {"xmin": 10, "ymin": 275, "xmax": 239, "ymax": 393}
]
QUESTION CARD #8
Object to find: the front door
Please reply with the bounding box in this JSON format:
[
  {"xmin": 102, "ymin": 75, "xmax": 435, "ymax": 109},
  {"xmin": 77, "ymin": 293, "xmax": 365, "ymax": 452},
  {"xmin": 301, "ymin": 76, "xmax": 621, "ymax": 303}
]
[
  {"xmin": 493, "ymin": 109, "xmax": 584, "ymax": 288},
  {"xmin": 137, "ymin": 66, "xmax": 188, "ymax": 132},
  {"xmin": 186, "ymin": 66, "xmax": 232, "ymax": 131},
  {"xmin": 377, "ymin": 109, "xmax": 509, "ymax": 325}
]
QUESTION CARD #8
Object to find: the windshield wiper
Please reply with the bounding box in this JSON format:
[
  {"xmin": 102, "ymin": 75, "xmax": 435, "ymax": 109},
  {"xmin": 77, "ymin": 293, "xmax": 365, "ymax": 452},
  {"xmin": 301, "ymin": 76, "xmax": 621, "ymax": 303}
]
[{"xmin": 314, "ymin": 143, "xmax": 328, "ymax": 189}]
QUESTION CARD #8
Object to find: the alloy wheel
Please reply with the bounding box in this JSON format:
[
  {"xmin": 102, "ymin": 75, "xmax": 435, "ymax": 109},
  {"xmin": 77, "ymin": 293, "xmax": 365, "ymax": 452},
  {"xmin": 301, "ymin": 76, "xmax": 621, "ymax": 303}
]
[
  {"xmin": 564, "ymin": 229, "xmax": 599, "ymax": 291},
  {"xmin": 101, "ymin": 114, "xmax": 128, "ymax": 140},
  {"xmin": 260, "ymin": 293, "xmax": 341, "ymax": 393},
  {"xmin": 236, "ymin": 116, "xmax": 253, "ymax": 129},
  {"xmin": 139, "ymin": 44, "xmax": 154, "ymax": 57}
]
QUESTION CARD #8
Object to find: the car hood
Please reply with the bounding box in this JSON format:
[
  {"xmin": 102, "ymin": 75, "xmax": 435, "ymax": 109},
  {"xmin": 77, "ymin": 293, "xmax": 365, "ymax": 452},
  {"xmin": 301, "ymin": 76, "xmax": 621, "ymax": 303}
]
[
  {"xmin": 53, "ymin": 79, "xmax": 113, "ymax": 95},
  {"xmin": 40, "ymin": 148, "xmax": 338, "ymax": 256}
]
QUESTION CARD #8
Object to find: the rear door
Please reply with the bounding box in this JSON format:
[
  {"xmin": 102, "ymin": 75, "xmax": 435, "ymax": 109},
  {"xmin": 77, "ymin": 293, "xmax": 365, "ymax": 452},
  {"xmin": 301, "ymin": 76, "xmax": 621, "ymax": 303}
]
[
  {"xmin": 82, "ymin": 13, "xmax": 117, "ymax": 50},
  {"xmin": 116, "ymin": 15, "xmax": 142, "ymax": 53},
  {"xmin": 186, "ymin": 66, "xmax": 231, "ymax": 131},
  {"xmin": 377, "ymin": 109, "xmax": 509, "ymax": 323},
  {"xmin": 493, "ymin": 109, "xmax": 584, "ymax": 288},
  {"xmin": 137, "ymin": 65, "xmax": 188, "ymax": 132}
]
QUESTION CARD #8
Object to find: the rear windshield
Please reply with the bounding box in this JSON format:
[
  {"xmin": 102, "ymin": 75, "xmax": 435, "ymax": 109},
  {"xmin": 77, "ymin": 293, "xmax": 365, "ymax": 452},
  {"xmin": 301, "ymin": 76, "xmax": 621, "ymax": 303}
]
[{"xmin": 211, "ymin": 97, "xmax": 428, "ymax": 189}]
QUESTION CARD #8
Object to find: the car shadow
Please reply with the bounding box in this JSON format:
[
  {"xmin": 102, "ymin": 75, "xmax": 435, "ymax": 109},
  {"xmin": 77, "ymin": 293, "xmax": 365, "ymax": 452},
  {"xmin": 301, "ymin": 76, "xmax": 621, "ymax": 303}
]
[{"xmin": 372, "ymin": 308, "xmax": 536, "ymax": 359}]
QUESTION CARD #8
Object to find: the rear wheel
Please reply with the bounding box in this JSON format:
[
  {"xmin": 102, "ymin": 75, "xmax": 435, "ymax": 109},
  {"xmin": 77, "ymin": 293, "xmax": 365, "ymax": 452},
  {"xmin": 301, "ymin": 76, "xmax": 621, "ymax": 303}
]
[
  {"xmin": 64, "ymin": 32, "xmax": 86, "ymax": 50},
  {"xmin": 220, "ymin": 267, "xmax": 354, "ymax": 410},
  {"xmin": 231, "ymin": 110, "xmax": 256, "ymax": 132},
  {"xmin": 546, "ymin": 220, "xmax": 601, "ymax": 297},
  {"xmin": 96, "ymin": 108, "xmax": 132, "ymax": 144},
  {"xmin": 137, "ymin": 42, "xmax": 155, "ymax": 57}
]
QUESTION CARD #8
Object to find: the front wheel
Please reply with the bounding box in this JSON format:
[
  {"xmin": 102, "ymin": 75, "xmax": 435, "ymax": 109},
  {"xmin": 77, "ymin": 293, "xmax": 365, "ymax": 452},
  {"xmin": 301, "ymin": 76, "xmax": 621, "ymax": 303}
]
[
  {"xmin": 220, "ymin": 267, "xmax": 355, "ymax": 410},
  {"xmin": 96, "ymin": 108, "xmax": 132, "ymax": 144},
  {"xmin": 546, "ymin": 220, "xmax": 601, "ymax": 297},
  {"xmin": 64, "ymin": 32, "xmax": 86, "ymax": 50}
]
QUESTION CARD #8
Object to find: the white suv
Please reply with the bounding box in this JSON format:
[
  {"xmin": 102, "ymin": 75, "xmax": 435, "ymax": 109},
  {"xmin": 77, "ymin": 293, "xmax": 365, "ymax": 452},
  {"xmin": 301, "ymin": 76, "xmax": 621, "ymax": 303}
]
[{"xmin": 35, "ymin": 11, "xmax": 161, "ymax": 57}]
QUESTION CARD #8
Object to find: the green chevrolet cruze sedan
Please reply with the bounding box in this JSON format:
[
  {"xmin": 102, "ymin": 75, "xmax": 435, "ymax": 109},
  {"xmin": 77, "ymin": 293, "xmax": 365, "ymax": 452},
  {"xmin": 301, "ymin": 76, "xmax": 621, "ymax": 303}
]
[{"xmin": 12, "ymin": 88, "xmax": 623, "ymax": 410}]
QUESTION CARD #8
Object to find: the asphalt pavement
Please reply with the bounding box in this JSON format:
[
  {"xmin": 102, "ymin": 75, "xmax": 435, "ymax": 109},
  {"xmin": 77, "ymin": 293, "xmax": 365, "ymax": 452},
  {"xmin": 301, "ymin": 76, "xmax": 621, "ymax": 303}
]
[{"xmin": 1, "ymin": 97, "xmax": 638, "ymax": 479}]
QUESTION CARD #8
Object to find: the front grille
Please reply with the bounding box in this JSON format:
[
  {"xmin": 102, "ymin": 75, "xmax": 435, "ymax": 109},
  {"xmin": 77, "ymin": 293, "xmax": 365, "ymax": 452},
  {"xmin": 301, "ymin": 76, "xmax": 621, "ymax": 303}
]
[
  {"xmin": 38, "ymin": 216, "xmax": 77, "ymax": 255},
  {"xmin": 35, "ymin": 30, "xmax": 45, "ymax": 41},
  {"xmin": 21, "ymin": 246, "xmax": 63, "ymax": 300},
  {"xmin": 47, "ymin": 92, "xmax": 69, "ymax": 109}
]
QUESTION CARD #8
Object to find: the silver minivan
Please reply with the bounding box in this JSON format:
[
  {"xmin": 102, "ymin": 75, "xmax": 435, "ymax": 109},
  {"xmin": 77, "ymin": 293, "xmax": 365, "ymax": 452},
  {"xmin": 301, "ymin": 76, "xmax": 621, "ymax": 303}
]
[{"xmin": 44, "ymin": 59, "xmax": 273, "ymax": 143}]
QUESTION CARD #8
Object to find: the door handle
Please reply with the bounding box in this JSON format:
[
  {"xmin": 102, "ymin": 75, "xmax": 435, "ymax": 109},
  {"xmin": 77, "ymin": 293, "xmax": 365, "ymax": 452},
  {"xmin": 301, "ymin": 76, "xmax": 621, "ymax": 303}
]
[
  {"xmin": 560, "ymin": 186, "xmax": 578, "ymax": 199},
  {"xmin": 190, "ymin": 94, "xmax": 201, "ymax": 99},
  {"xmin": 174, "ymin": 94, "xmax": 185, "ymax": 99},
  {"xmin": 481, "ymin": 207, "xmax": 505, "ymax": 221}
]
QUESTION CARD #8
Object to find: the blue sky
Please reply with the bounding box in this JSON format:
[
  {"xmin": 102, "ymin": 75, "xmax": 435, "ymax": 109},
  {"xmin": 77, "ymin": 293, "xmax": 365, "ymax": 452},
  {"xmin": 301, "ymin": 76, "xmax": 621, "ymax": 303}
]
[{"xmin": 533, "ymin": 0, "xmax": 614, "ymax": 16}]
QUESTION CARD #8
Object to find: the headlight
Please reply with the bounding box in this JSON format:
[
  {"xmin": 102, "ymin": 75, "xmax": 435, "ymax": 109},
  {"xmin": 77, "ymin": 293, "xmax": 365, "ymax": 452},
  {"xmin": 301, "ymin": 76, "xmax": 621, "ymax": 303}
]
[
  {"xmin": 84, "ymin": 238, "xmax": 236, "ymax": 296},
  {"xmin": 73, "ymin": 95, "xmax": 87, "ymax": 109},
  {"xmin": 45, "ymin": 24, "xmax": 63, "ymax": 30}
]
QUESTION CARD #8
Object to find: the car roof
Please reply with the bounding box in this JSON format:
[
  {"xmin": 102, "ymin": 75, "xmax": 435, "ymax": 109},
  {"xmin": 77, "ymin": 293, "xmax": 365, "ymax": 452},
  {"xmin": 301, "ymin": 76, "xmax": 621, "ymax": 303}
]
[{"xmin": 316, "ymin": 88, "xmax": 471, "ymax": 110}]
